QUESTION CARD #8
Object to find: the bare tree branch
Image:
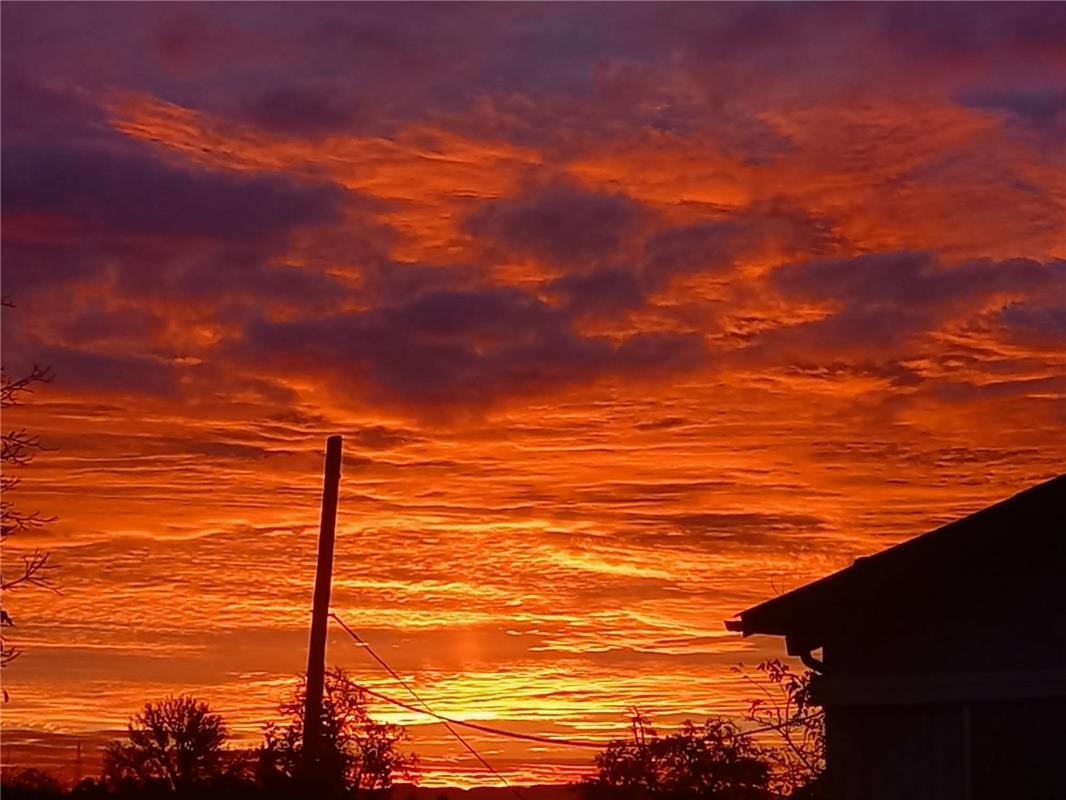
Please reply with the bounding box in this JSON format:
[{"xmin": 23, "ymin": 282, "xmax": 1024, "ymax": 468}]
[
  {"xmin": 1, "ymin": 297, "xmax": 58, "ymax": 687},
  {"xmin": 737, "ymin": 659, "xmax": 826, "ymax": 796}
]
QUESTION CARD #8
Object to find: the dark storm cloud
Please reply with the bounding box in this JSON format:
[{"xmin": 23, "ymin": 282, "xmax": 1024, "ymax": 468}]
[
  {"xmin": 923, "ymin": 374, "xmax": 1066, "ymax": 407},
  {"xmin": 19, "ymin": 344, "xmax": 302, "ymax": 407},
  {"xmin": 35, "ymin": 346, "xmax": 185, "ymax": 399},
  {"xmin": 3, "ymin": 233, "xmax": 354, "ymax": 315},
  {"xmin": 393, "ymin": 287, "xmax": 556, "ymax": 340},
  {"xmin": 482, "ymin": 5, "xmax": 657, "ymax": 96},
  {"xmin": 548, "ymin": 205, "xmax": 841, "ymax": 317},
  {"xmin": 549, "ymin": 268, "xmax": 646, "ymax": 317},
  {"xmin": 245, "ymin": 85, "xmax": 361, "ymax": 138},
  {"xmin": 0, "ymin": 71, "xmax": 107, "ymax": 143},
  {"xmin": 2, "ymin": 145, "xmax": 345, "ymax": 240},
  {"xmin": 5, "ymin": 3, "xmax": 1063, "ymax": 138},
  {"xmin": 58, "ymin": 308, "xmax": 165, "ymax": 345},
  {"xmin": 1000, "ymin": 303, "xmax": 1066, "ymax": 336},
  {"xmin": 465, "ymin": 183, "xmax": 641, "ymax": 267},
  {"xmin": 167, "ymin": 261, "xmax": 353, "ymax": 307},
  {"xmin": 957, "ymin": 88, "xmax": 1066, "ymax": 129},
  {"xmin": 731, "ymin": 254, "xmax": 1066, "ymax": 364},
  {"xmin": 782, "ymin": 360, "xmax": 925, "ymax": 389},
  {"xmin": 643, "ymin": 222, "xmax": 744, "ymax": 283},
  {"xmin": 232, "ymin": 285, "xmax": 705, "ymax": 409},
  {"xmin": 998, "ymin": 303, "xmax": 1066, "ymax": 354},
  {"xmin": 641, "ymin": 203, "xmax": 840, "ymax": 290},
  {"xmin": 355, "ymin": 260, "xmax": 478, "ymax": 306},
  {"xmin": 773, "ymin": 252, "xmax": 1064, "ymax": 311},
  {"xmin": 298, "ymin": 3, "xmax": 518, "ymax": 81},
  {"xmin": 142, "ymin": 3, "xmax": 523, "ymax": 129},
  {"xmin": 755, "ymin": 307, "xmax": 929, "ymax": 355},
  {"xmin": 1, "ymin": 136, "xmax": 354, "ymax": 316},
  {"xmin": 872, "ymin": 2, "xmax": 1066, "ymax": 60},
  {"xmin": 677, "ymin": 2, "xmax": 1066, "ymax": 83},
  {"xmin": 0, "ymin": 237, "xmax": 104, "ymax": 296},
  {"xmin": 955, "ymin": 86, "xmax": 1066, "ymax": 155}
]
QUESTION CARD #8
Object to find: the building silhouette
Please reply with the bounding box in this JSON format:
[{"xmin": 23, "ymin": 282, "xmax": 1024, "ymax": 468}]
[{"xmin": 727, "ymin": 474, "xmax": 1066, "ymax": 800}]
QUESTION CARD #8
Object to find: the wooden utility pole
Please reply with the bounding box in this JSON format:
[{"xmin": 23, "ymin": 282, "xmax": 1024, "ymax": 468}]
[{"xmin": 304, "ymin": 434, "xmax": 343, "ymax": 768}]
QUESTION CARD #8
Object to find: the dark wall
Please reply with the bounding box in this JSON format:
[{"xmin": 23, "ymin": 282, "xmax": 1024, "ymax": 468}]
[
  {"xmin": 818, "ymin": 518, "xmax": 1066, "ymax": 800},
  {"xmin": 826, "ymin": 703, "xmax": 965, "ymax": 800},
  {"xmin": 824, "ymin": 699, "xmax": 1066, "ymax": 800},
  {"xmin": 970, "ymin": 698, "xmax": 1066, "ymax": 800},
  {"xmin": 823, "ymin": 540, "xmax": 1066, "ymax": 677}
]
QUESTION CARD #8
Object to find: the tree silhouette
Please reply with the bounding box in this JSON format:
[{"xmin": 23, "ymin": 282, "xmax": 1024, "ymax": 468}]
[
  {"xmin": 102, "ymin": 696, "xmax": 231, "ymax": 793},
  {"xmin": 1, "ymin": 297, "xmax": 57, "ymax": 678},
  {"xmin": 735, "ymin": 659, "xmax": 825, "ymax": 797},
  {"xmin": 0, "ymin": 767, "xmax": 65, "ymax": 799},
  {"xmin": 579, "ymin": 710, "xmax": 774, "ymax": 799},
  {"xmin": 257, "ymin": 666, "xmax": 418, "ymax": 797}
]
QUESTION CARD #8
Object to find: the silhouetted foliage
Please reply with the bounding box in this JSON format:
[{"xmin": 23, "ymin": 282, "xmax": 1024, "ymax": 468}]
[
  {"xmin": 1, "ymin": 297, "xmax": 57, "ymax": 676},
  {"xmin": 257, "ymin": 666, "xmax": 418, "ymax": 797},
  {"xmin": 70, "ymin": 778, "xmax": 111, "ymax": 799},
  {"xmin": 1, "ymin": 767, "xmax": 66, "ymax": 799},
  {"xmin": 102, "ymin": 696, "xmax": 232, "ymax": 794},
  {"xmin": 579, "ymin": 710, "xmax": 774, "ymax": 799},
  {"xmin": 735, "ymin": 660, "xmax": 825, "ymax": 798}
]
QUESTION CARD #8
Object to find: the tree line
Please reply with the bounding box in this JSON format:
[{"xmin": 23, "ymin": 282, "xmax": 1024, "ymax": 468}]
[{"xmin": 1, "ymin": 660, "xmax": 824, "ymax": 799}]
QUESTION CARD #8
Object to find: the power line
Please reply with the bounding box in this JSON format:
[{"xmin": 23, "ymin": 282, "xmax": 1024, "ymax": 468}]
[
  {"xmin": 334, "ymin": 678, "xmax": 611, "ymax": 748},
  {"xmin": 346, "ymin": 677, "xmax": 823, "ymax": 745},
  {"xmin": 327, "ymin": 614, "xmax": 823, "ymax": 746},
  {"xmin": 330, "ymin": 613, "xmax": 528, "ymax": 800}
]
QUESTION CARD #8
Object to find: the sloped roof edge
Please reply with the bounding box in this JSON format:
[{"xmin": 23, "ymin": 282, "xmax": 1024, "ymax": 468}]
[{"xmin": 725, "ymin": 473, "xmax": 1066, "ymax": 640}]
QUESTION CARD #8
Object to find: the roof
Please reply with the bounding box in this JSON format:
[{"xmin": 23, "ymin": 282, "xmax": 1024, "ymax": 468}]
[{"xmin": 724, "ymin": 474, "xmax": 1066, "ymax": 649}]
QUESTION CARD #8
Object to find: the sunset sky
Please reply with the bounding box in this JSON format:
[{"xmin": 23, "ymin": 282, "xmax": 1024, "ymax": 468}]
[{"xmin": 2, "ymin": 2, "xmax": 1065, "ymax": 788}]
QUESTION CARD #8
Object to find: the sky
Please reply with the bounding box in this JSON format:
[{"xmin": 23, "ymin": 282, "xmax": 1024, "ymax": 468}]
[{"xmin": 1, "ymin": 1, "xmax": 1065, "ymax": 788}]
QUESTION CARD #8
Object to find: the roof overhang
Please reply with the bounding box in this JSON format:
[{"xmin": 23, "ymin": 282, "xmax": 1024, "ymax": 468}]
[{"xmin": 722, "ymin": 474, "xmax": 1066, "ymax": 645}]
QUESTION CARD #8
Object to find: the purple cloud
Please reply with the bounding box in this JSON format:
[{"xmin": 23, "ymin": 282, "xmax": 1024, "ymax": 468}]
[
  {"xmin": 549, "ymin": 268, "xmax": 646, "ymax": 317},
  {"xmin": 232, "ymin": 285, "xmax": 704, "ymax": 410},
  {"xmin": 729, "ymin": 253, "xmax": 1066, "ymax": 368},
  {"xmin": 773, "ymin": 252, "xmax": 1064, "ymax": 311},
  {"xmin": 643, "ymin": 222, "xmax": 744, "ymax": 283},
  {"xmin": 1000, "ymin": 303, "xmax": 1066, "ymax": 339},
  {"xmin": 33, "ymin": 346, "xmax": 185, "ymax": 399},
  {"xmin": 245, "ymin": 85, "xmax": 361, "ymax": 138},
  {"xmin": 2, "ymin": 145, "xmax": 345, "ymax": 240},
  {"xmin": 465, "ymin": 183, "xmax": 640, "ymax": 267}
]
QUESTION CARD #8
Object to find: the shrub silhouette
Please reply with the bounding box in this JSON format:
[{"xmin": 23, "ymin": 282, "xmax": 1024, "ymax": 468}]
[
  {"xmin": 1, "ymin": 767, "xmax": 65, "ymax": 799},
  {"xmin": 102, "ymin": 696, "xmax": 230, "ymax": 793},
  {"xmin": 579, "ymin": 711, "xmax": 774, "ymax": 799},
  {"xmin": 257, "ymin": 666, "xmax": 418, "ymax": 797}
]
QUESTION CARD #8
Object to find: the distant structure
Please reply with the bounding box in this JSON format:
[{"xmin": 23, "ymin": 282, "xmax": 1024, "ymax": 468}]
[{"xmin": 726, "ymin": 474, "xmax": 1066, "ymax": 800}]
